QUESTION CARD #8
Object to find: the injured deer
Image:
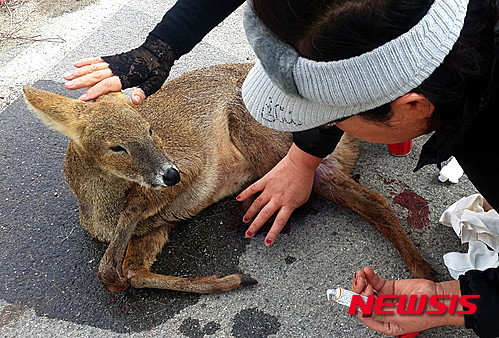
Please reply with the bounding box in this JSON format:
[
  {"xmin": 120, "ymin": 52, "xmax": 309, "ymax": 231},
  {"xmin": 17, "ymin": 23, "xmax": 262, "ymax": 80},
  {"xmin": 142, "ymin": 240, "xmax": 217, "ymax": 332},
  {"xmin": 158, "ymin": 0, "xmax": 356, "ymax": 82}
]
[{"xmin": 23, "ymin": 63, "xmax": 435, "ymax": 294}]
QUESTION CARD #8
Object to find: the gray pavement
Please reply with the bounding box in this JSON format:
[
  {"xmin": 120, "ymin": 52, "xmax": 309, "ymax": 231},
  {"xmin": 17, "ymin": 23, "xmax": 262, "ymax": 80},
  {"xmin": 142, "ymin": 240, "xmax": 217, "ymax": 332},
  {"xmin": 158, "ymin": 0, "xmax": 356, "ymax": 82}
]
[{"xmin": 0, "ymin": 1, "xmax": 479, "ymax": 337}]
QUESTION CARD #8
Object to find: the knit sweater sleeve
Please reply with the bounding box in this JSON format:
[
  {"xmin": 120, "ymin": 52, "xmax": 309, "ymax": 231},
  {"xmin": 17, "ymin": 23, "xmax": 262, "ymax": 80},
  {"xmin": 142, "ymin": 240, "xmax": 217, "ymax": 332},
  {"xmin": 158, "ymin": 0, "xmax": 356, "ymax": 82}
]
[{"xmin": 149, "ymin": 0, "xmax": 246, "ymax": 57}]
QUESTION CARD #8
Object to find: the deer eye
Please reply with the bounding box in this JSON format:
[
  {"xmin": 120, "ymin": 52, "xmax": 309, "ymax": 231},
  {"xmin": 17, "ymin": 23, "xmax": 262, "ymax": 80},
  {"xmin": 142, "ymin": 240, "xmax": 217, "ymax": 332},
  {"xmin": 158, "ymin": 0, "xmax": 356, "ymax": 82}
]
[
  {"xmin": 149, "ymin": 127, "xmax": 153, "ymax": 137},
  {"xmin": 109, "ymin": 145, "xmax": 128, "ymax": 154}
]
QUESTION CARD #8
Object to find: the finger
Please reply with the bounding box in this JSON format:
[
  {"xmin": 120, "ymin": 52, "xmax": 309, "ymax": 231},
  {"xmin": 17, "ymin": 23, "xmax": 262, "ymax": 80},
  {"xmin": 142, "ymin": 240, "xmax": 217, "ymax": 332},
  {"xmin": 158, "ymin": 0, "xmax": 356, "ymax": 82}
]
[
  {"xmin": 243, "ymin": 192, "xmax": 270, "ymax": 225},
  {"xmin": 73, "ymin": 56, "xmax": 105, "ymax": 67},
  {"xmin": 65, "ymin": 68, "xmax": 115, "ymax": 91},
  {"xmin": 237, "ymin": 179, "xmax": 266, "ymax": 202},
  {"xmin": 264, "ymin": 206, "xmax": 293, "ymax": 246},
  {"xmin": 357, "ymin": 313, "xmax": 399, "ymax": 335},
  {"xmin": 244, "ymin": 197, "xmax": 276, "ymax": 238},
  {"xmin": 356, "ymin": 296, "xmax": 402, "ymax": 335},
  {"xmin": 352, "ymin": 270, "xmax": 366, "ymax": 293},
  {"xmin": 361, "ymin": 283, "xmax": 375, "ymax": 296},
  {"xmin": 64, "ymin": 62, "xmax": 109, "ymax": 80},
  {"xmin": 363, "ymin": 267, "xmax": 387, "ymax": 292},
  {"xmin": 131, "ymin": 88, "xmax": 146, "ymax": 105},
  {"xmin": 78, "ymin": 76, "xmax": 122, "ymax": 101}
]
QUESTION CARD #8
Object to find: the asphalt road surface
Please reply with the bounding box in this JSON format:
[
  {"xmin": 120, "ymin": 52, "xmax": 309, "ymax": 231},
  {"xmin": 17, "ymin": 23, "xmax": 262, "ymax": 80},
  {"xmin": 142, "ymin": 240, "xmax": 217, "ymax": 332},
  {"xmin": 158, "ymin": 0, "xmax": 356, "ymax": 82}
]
[{"xmin": 0, "ymin": 1, "xmax": 480, "ymax": 337}]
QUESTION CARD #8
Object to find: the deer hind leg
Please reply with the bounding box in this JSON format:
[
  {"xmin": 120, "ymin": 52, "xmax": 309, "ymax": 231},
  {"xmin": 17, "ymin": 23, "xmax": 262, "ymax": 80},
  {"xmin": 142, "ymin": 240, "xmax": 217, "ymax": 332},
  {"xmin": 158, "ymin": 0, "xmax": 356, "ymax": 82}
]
[
  {"xmin": 122, "ymin": 224, "xmax": 258, "ymax": 294},
  {"xmin": 313, "ymin": 155, "xmax": 436, "ymax": 281}
]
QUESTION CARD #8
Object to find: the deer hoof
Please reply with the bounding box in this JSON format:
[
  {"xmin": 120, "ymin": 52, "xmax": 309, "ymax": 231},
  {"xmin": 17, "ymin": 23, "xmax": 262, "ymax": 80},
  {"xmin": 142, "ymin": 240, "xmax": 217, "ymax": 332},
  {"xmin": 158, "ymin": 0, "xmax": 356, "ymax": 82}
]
[
  {"xmin": 98, "ymin": 265, "xmax": 130, "ymax": 292},
  {"xmin": 410, "ymin": 261, "xmax": 438, "ymax": 282},
  {"xmin": 238, "ymin": 274, "xmax": 258, "ymax": 287}
]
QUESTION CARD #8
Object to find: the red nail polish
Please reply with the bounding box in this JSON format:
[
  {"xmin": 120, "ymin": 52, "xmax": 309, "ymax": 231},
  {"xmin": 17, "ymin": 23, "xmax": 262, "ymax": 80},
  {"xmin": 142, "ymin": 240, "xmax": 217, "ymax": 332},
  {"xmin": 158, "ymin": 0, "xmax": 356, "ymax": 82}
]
[
  {"xmin": 266, "ymin": 239, "xmax": 272, "ymax": 245},
  {"xmin": 243, "ymin": 217, "xmax": 248, "ymax": 223},
  {"xmin": 236, "ymin": 195, "xmax": 241, "ymax": 200},
  {"xmin": 245, "ymin": 230, "xmax": 253, "ymax": 237}
]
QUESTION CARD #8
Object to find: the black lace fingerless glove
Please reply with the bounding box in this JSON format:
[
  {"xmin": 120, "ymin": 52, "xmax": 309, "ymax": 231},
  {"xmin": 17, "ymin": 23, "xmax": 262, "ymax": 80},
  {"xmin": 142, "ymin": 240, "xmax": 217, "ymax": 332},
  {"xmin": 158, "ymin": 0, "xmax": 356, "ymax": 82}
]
[{"xmin": 102, "ymin": 35, "xmax": 177, "ymax": 97}]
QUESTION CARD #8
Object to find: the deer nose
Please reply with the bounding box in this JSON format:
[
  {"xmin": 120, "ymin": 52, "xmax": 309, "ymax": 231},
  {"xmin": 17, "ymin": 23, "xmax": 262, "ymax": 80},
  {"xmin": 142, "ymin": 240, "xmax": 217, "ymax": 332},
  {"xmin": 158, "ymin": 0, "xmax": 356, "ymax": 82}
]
[{"xmin": 163, "ymin": 167, "xmax": 180, "ymax": 186}]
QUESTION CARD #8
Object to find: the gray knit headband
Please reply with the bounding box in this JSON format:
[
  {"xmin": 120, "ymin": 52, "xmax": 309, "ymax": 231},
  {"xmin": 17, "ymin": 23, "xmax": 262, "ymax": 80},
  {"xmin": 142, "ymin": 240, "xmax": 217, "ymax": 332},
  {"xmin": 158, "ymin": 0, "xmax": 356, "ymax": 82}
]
[{"xmin": 242, "ymin": 0, "xmax": 470, "ymax": 132}]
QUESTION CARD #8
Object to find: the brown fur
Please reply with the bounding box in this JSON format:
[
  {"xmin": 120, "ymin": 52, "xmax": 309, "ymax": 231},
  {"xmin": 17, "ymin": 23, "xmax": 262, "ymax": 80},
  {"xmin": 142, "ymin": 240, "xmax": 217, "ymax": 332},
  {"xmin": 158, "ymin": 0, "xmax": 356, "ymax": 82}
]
[{"xmin": 23, "ymin": 63, "xmax": 435, "ymax": 294}]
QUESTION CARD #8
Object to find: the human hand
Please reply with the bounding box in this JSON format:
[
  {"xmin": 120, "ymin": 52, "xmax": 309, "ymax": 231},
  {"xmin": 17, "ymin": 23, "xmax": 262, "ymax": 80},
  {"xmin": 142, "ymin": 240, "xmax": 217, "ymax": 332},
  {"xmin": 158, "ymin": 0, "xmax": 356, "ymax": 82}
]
[
  {"xmin": 64, "ymin": 57, "xmax": 130, "ymax": 101},
  {"xmin": 236, "ymin": 143, "xmax": 323, "ymax": 246},
  {"xmin": 63, "ymin": 36, "xmax": 176, "ymax": 105},
  {"xmin": 351, "ymin": 267, "xmax": 465, "ymax": 336}
]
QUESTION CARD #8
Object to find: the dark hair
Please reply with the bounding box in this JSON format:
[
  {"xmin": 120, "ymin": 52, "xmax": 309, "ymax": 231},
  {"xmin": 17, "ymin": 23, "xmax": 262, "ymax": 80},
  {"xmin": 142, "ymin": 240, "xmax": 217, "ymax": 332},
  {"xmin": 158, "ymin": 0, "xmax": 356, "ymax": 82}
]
[{"xmin": 253, "ymin": 0, "xmax": 498, "ymax": 133}]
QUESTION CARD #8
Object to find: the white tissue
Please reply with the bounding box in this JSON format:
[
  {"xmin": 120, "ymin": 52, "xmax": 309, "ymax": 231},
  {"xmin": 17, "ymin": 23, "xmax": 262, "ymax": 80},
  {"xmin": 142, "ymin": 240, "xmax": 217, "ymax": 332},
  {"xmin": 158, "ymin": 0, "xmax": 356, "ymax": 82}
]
[
  {"xmin": 440, "ymin": 194, "xmax": 499, "ymax": 279},
  {"xmin": 443, "ymin": 241, "xmax": 499, "ymax": 279},
  {"xmin": 438, "ymin": 157, "xmax": 464, "ymax": 183},
  {"xmin": 440, "ymin": 194, "xmax": 499, "ymax": 250}
]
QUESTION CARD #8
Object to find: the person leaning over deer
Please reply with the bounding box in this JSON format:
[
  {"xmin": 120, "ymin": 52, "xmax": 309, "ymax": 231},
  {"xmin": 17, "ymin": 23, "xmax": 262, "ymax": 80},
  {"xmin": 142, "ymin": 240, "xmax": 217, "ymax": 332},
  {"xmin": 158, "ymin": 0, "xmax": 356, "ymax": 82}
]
[{"xmin": 63, "ymin": 0, "xmax": 499, "ymax": 336}]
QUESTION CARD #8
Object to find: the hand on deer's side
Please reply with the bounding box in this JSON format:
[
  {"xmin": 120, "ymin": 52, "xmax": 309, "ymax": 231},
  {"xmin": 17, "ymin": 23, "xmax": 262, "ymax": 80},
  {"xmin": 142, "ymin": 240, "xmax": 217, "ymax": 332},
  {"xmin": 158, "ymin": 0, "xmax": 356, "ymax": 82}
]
[
  {"xmin": 237, "ymin": 143, "xmax": 322, "ymax": 246},
  {"xmin": 63, "ymin": 57, "xmax": 147, "ymax": 105},
  {"xmin": 351, "ymin": 266, "xmax": 465, "ymax": 336}
]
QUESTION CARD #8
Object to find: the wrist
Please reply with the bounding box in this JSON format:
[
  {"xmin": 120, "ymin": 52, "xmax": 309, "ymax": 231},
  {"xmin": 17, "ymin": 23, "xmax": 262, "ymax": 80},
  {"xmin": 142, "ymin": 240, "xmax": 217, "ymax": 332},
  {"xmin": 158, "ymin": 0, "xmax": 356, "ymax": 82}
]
[
  {"xmin": 286, "ymin": 143, "xmax": 323, "ymax": 174},
  {"xmin": 435, "ymin": 280, "xmax": 465, "ymax": 327},
  {"xmin": 144, "ymin": 34, "xmax": 177, "ymax": 65}
]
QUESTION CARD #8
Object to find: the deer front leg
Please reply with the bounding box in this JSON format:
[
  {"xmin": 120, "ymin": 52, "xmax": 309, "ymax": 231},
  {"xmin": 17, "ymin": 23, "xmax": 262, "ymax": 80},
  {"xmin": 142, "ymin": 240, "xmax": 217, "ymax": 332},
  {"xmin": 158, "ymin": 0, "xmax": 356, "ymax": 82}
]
[
  {"xmin": 313, "ymin": 162, "xmax": 437, "ymax": 281},
  {"xmin": 98, "ymin": 187, "xmax": 150, "ymax": 292},
  {"xmin": 122, "ymin": 224, "xmax": 258, "ymax": 293}
]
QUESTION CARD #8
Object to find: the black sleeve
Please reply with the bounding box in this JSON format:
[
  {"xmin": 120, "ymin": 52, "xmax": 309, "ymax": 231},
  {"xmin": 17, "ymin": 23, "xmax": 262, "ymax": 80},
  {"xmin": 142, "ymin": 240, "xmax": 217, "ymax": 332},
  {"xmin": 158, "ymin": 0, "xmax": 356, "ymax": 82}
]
[
  {"xmin": 459, "ymin": 268, "xmax": 499, "ymax": 337},
  {"xmin": 292, "ymin": 125, "xmax": 344, "ymax": 158},
  {"xmin": 149, "ymin": 0, "xmax": 246, "ymax": 57}
]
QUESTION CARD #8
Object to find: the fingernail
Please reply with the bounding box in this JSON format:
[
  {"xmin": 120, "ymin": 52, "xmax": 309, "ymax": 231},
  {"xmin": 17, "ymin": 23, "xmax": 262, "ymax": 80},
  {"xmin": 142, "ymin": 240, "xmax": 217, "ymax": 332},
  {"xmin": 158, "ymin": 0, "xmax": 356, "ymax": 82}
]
[
  {"xmin": 79, "ymin": 93, "xmax": 88, "ymax": 101},
  {"xmin": 243, "ymin": 217, "xmax": 248, "ymax": 223},
  {"xmin": 245, "ymin": 230, "xmax": 253, "ymax": 238},
  {"xmin": 362, "ymin": 283, "xmax": 368, "ymax": 293},
  {"xmin": 63, "ymin": 72, "xmax": 73, "ymax": 79},
  {"xmin": 236, "ymin": 195, "xmax": 241, "ymax": 200},
  {"xmin": 133, "ymin": 95, "xmax": 141, "ymax": 102},
  {"xmin": 265, "ymin": 239, "xmax": 272, "ymax": 245},
  {"xmin": 65, "ymin": 80, "xmax": 75, "ymax": 87}
]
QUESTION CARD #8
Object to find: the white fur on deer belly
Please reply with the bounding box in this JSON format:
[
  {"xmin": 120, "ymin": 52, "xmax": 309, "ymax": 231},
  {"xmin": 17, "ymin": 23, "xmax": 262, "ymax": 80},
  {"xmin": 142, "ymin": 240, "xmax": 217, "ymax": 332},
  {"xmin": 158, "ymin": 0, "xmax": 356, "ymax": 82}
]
[
  {"xmin": 212, "ymin": 166, "xmax": 254, "ymax": 202},
  {"xmin": 209, "ymin": 145, "xmax": 255, "ymax": 201},
  {"xmin": 207, "ymin": 161, "xmax": 255, "ymax": 201}
]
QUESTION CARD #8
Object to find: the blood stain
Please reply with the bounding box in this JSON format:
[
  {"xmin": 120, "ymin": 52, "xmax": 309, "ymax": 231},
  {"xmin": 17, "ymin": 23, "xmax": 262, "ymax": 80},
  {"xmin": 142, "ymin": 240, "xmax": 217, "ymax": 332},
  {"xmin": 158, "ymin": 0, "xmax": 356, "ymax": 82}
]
[{"xmin": 393, "ymin": 189, "xmax": 429, "ymax": 229}]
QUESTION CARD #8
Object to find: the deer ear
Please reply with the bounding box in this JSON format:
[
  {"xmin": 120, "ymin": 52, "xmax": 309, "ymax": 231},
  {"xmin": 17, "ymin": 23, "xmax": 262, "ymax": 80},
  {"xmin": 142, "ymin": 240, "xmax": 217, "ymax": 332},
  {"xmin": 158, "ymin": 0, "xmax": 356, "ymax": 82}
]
[{"xmin": 23, "ymin": 86, "xmax": 88, "ymax": 146}]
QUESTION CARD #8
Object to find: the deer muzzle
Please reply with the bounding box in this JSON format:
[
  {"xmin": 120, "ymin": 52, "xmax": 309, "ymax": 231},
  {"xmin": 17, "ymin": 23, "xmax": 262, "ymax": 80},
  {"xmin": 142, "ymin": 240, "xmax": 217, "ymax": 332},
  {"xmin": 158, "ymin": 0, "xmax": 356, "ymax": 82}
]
[{"xmin": 152, "ymin": 164, "xmax": 180, "ymax": 187}]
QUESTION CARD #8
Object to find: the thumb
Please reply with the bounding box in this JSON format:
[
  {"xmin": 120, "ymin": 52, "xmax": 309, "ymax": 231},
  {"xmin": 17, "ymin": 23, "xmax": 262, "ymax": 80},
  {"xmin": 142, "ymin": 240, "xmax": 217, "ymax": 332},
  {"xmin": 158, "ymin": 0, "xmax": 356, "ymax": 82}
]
[
  {"xmin": 131, "ymin": 88, "xmax": 146, "ymax": 105},
  {"xmin": 363, "ymin": 266, "xmax": 387, "ymax": 292}
]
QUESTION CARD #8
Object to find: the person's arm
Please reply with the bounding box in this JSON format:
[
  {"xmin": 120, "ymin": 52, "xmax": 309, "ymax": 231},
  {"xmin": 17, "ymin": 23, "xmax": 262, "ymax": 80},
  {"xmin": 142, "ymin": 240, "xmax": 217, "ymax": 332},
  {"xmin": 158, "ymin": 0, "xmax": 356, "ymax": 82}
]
[
  {"xmin": 64, "ymin": 0, "xmax": 245, "ymax": 104},
  {"xmin": 459, "ymin": 267, "xmax": 499, "ymax": 337},
  {"xmin": 292, "ymin": 124, "xmax": 344, "ymax": 158},
  {"xmin": 150, "ymin": 0, "xmax": 245, "ymax": 57},
  {"xmin": 351, "ymin": 267, "xmax": 466, "ymax": 336}
]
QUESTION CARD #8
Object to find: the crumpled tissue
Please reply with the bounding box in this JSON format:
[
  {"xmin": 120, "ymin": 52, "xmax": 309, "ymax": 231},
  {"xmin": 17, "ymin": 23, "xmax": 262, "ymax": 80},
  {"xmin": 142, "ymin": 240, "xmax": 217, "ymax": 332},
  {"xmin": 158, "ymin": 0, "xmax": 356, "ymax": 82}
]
[
  {"xmin": 440, "ymin": 193, "xmax": 499, "ymax": 279},
  {"xmin": 438, "ymin": 157, "xmax": 464, "ymax": 184}
]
